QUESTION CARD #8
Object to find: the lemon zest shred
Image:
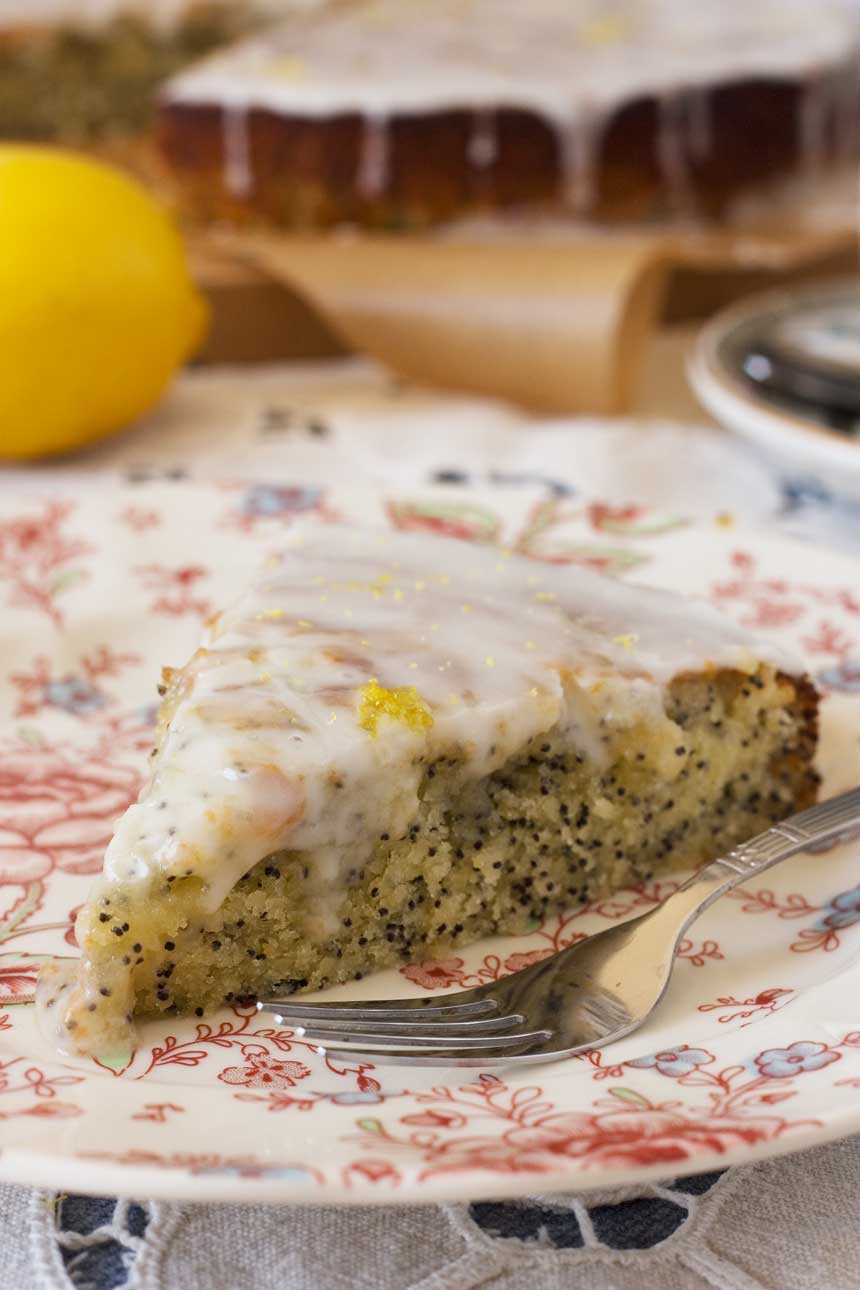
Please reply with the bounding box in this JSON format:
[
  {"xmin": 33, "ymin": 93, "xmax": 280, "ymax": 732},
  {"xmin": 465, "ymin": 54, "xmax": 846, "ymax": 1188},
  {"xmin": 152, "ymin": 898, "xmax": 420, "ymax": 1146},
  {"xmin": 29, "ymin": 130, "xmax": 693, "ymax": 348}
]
[{"xmin": 358, "ymin": 678, "xmax": 433, "ymax": 737}]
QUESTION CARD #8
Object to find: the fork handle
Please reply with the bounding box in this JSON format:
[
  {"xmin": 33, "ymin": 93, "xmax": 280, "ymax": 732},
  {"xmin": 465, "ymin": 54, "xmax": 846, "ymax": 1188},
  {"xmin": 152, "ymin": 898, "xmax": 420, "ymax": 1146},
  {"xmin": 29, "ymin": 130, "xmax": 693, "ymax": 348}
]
[{"xmin": 654, "ymin": 787, "xmax": 860, "ymax": 938}]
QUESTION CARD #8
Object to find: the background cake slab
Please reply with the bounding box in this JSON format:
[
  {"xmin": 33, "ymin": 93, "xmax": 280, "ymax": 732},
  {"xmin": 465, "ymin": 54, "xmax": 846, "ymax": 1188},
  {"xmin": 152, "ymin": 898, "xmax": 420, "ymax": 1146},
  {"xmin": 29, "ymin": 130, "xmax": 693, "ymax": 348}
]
[{"xmin": 159, "ymin": 0, "xmax": 860, "ymax": 229}]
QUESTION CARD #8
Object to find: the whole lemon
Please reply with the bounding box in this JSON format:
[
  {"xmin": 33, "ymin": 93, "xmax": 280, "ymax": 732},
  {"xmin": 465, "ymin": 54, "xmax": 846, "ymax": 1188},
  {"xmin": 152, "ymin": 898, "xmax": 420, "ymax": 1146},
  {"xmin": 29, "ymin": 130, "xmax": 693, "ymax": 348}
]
[{"xmin": 0, "ymin": 146, "xmax": 208, "ymax": 460}]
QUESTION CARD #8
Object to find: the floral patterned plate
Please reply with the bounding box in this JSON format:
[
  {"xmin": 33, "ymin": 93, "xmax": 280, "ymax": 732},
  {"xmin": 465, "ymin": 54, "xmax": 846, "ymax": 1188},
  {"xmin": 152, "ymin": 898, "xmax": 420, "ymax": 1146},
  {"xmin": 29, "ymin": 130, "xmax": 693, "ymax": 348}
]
[{"xmin": 0, "ymin": 476, "xmax": 859, "ymax": 1205}]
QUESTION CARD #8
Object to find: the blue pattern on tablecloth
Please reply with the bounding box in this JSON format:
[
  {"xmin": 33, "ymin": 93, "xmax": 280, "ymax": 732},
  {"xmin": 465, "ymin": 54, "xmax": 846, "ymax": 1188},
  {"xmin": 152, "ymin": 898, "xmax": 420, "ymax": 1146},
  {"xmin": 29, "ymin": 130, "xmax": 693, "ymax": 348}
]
[{"xmin": 58, "ymin": 1197, "xmax": 148, "ymax": 1288}]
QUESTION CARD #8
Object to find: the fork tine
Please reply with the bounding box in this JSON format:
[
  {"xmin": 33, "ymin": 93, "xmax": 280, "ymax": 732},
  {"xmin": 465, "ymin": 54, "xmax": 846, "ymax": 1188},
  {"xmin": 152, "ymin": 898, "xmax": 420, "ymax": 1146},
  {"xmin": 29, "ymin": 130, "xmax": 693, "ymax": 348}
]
[
  {"xmin": 257, "ymin": 997, "xmax": 497, "ymax": 1021},
  {"xmin": 286, "ymin": 1012, "xmax": 523, "ymax": 1036},
  {"xmin": 299, "ymin": 1027, "xmax": 552, "ymax": 1052}
]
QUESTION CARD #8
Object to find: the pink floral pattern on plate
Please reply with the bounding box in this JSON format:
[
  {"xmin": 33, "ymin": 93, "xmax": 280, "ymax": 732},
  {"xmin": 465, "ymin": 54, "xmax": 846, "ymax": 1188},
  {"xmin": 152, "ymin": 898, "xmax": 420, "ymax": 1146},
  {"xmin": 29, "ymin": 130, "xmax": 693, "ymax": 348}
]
[{"xmin": 0, "ymin": 482, "xmax": 858, "ymax": 1202}]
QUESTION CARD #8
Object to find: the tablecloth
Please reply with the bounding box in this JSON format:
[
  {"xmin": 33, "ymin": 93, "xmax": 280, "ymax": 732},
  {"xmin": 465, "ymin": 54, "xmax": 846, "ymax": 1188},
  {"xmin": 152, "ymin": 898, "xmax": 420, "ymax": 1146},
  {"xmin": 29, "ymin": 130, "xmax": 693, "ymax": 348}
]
[{"xmin": 3, "ymin": 338, "xmax": 860, "ymax": 1289}]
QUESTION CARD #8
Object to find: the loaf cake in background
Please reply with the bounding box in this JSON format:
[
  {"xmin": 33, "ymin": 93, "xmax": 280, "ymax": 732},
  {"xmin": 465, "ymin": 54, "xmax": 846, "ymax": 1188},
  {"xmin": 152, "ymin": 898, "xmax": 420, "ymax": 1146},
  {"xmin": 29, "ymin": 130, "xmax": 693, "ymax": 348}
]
[
  {"xmin": 158, "ymin": 0, "xmax": 860, "ymax": 229},
  {"xmin": 38, "ymin": 524, "xmax": 819, "ymax": 1058},
  {"xmin": 0, "ymin": 1, "xmax": 263, "ymax": 145}
]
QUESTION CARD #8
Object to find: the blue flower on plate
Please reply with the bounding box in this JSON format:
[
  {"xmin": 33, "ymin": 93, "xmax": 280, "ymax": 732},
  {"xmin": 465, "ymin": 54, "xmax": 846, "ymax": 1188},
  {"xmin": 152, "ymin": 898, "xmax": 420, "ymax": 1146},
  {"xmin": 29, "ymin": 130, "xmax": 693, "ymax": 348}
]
[
  {"xmin": 817, "ymin": 659, "xmax": 860, "ymax": 693},
  {"xmin": 488, "ymin": 469, "xmax": 576, "ymax": 499},
  {"xmin": 44, "ymin": 676, "xmax": 106, "ymax": 716},
  {"xmin": 241, "ymin": 484, "xmax": 322, "ymax": 518},
  {"xmin": 820, "ymin": 886, "xmax": 860, "ymax": 931},
  {"xmin": 754, "ymin": 1041, "xmax": 840, "ymax": 1078},
  {"xmin": 196, "ymin": 1164, "xmax": 318, "ymax": 1181},
  {"xmin": 782, "ymin": 476, "xmax": 836, "ymax": 511},
  {"xmin": 627, "ymin": 1045, "xmax": 712, "ymax": 1078}
]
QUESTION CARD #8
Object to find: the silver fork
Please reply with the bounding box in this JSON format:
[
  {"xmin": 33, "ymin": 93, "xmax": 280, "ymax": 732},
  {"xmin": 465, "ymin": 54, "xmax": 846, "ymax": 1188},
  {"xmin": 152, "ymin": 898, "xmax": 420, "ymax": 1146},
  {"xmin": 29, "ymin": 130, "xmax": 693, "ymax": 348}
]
[{"xmin": 257, "ymin": 788, "xmax": 860, "ymax": 1068}]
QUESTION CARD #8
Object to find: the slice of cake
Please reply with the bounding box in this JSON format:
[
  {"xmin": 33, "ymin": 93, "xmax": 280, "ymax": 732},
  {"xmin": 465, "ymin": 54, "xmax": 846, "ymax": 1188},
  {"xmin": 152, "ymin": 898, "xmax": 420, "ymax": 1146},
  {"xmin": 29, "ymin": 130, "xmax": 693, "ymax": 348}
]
[
  {"xmin": 158, "ymin": 0, "xmax": 860, "ymax": 228},
  {"xmin": 41, "ymin": 524, "xmax": 818, "ymax": 1057}
]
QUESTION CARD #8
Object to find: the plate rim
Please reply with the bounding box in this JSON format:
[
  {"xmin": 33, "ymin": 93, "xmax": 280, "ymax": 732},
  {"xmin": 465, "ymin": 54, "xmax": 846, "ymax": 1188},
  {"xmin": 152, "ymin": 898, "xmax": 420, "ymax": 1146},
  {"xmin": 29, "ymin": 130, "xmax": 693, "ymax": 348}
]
[
  {"xmin": 2, "ymin": 1030, "xmax": 860, "ymax": 1206},
  {"xmin": 689, "ymin": 280, "xmax": 860, "ymax": 484}
]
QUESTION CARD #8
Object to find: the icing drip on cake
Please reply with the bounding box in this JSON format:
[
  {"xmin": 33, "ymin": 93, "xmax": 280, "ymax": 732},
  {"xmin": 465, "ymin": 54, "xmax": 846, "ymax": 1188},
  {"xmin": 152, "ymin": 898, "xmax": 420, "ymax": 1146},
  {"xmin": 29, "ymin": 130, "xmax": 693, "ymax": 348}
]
[
  {"xmin": 798, "ymin": 68, "xmax": 860, "ymax": 170},
  {"xmin": 468, "ymin": 107, "xmax": 498, "ymax": 170},
  {"xmin": 836, "ymin": 65, "xmax": 860, "ymax": 158},
  {"xmin": 222, "ymin": 103, "xmax": 253, "ymax": 197},
  {"xmin": 356, "ymin": 113, "xmax": 390, "ymax": 198},
  {"xmin": 656, "ymin": 91, "xmax": 697, "ymax": 216},
  {"xmin": 557, "ymin": 107, "xmax": 607, "ymax": 215},
  {"xmin": 799, "ymin": 74, "xmax": 832, "ymax": 173},
  {"xmin": 687, "ymin": 88, "xmax": 713, "ymax": 164}
]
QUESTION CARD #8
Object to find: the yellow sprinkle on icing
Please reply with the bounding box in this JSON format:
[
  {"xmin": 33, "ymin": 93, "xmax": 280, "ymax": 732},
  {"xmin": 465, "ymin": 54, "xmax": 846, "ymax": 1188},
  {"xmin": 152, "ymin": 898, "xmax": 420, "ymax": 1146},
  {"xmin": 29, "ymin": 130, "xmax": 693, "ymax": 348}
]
[
  {"xmin": 580, "ymin": 14, "xmax": 629, "ymax": 46},
  {"xmin": 267, "ymin": 55, "xmax": 306, "ymax": 80},
  {"xmin": 529, "ymin": 686, "xmax": 539, "ymax": 697},
  {"xmin": 485, "ymin": 655, "xmax": 495, "ymax": 668},
  {"xmin": 612, "ymin": 633, "xmax": 640, "ymax": 650},
  {"xmin": 358, "ymin": 679, "xmax": 433, "ymax": 737},
  {"xmin": 525, "ymin": 640, "xmax": 536, "ymax": 650},
  {"xmin": 461, "ymin": 603, "xmax": 473, "ymax": 613},
  {"xmin": 535, "ymin": 591, "xmax": 557, "ymax": 602},
  {"xmin": 716, "ymin": 512, "xmax": 734, "ymax": 528},
  {"xmin": 256, "ymin": 608, "xmax": 283, "ymax": 621},
  {"xmin": 297, "ymin": 619, "xmax": 312, "ymax": 628}
]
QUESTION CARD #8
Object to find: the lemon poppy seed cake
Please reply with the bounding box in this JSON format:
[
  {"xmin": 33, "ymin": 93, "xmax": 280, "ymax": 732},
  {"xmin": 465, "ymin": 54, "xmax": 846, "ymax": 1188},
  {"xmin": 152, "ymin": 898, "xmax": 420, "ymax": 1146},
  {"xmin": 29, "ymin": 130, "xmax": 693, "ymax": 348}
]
[{"xmin": 40, "ymin": 524, "xmax": 819, "ymax": 1056}]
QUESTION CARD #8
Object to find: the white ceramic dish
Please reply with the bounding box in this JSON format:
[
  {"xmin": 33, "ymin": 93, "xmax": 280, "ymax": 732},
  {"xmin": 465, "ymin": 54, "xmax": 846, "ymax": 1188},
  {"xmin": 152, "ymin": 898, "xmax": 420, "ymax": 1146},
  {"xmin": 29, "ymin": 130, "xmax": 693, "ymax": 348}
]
[
  {"xmin": 689, "ymin": 280, "xmax": 860, "ymax": 507},
  {"xmin": 0, "ymin": 480, "xmax": 858, "ymax": 1205}
]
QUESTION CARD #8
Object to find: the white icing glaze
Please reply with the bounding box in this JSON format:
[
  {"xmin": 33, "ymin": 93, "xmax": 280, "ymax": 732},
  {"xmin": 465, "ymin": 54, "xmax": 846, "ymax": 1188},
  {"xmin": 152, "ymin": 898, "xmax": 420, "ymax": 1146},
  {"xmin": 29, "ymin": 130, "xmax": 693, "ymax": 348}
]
[
  {"xmin": 95, "ymin": 522, "xmax": 795, "ymax": 916},
  {"xmin": 163, "ymin": 0, "xmax": 859, "ymax": 124}
]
